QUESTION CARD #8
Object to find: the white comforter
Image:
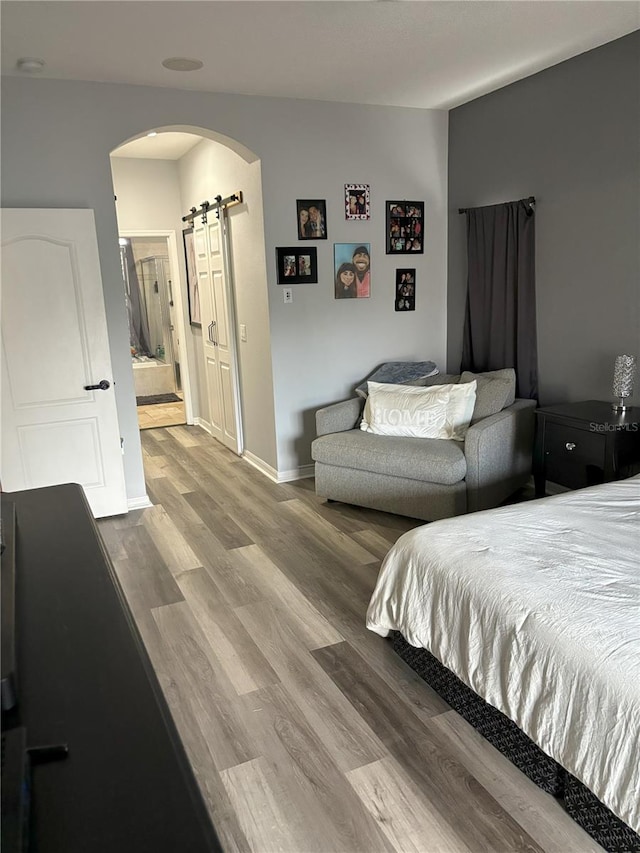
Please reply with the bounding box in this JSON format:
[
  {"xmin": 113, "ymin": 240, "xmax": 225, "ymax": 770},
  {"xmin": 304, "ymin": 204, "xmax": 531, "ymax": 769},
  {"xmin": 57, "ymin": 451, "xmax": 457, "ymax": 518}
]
[{"xmin": 367, "ymin": 476, "xmax": 640, "ymax": 833}]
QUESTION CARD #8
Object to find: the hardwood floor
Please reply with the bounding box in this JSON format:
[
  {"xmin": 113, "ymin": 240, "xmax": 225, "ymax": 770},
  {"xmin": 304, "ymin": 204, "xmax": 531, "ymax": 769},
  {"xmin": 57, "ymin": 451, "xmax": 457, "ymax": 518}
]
[{"xmin": 98, "ymin": 426, "xmax": 601, "ymax": 853}]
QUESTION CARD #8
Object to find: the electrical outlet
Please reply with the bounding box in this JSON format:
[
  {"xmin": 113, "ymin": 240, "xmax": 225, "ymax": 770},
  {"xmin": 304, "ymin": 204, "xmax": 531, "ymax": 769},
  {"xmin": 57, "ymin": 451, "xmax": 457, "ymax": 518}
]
[
  {"xmin": 283, "ymin": 288, "xmax": 293, "ymax": 304},
  {"xmin": 240, "ymin": 323, "xmax": 247, "ymax": 342}
]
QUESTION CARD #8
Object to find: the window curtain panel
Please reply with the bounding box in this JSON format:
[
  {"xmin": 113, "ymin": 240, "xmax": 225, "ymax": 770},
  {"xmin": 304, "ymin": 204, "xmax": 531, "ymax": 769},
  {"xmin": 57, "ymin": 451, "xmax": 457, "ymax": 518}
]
[{"xmin": 461, "ymin": 199, "xmax": 538, "ymax": 399}]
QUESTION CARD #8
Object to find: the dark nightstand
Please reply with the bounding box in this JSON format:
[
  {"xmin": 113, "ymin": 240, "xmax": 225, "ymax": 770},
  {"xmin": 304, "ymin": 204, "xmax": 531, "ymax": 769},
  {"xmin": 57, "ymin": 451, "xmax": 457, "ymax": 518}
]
[{"xmin": 534, "ymin": 401, "xmax": 640, "ymax": 497}]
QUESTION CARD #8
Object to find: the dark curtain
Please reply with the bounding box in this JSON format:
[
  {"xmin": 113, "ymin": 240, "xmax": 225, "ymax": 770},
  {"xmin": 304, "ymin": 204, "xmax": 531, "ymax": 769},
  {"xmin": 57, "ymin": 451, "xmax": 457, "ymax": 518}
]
[
  {"xmin": 121, "ymin": 242, "xmax": 151, "ymax": 356},
  {"xmin": 461, "ymin": 199, "xmax": 538, "ymax": 399}
]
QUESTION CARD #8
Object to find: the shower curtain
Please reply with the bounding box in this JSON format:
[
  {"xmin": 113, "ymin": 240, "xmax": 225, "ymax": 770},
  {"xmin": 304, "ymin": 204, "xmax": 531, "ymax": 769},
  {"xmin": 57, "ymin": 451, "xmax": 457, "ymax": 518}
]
[{"xmin": 121, "ymin": 241, "xmax": 151, "ymax": 356}]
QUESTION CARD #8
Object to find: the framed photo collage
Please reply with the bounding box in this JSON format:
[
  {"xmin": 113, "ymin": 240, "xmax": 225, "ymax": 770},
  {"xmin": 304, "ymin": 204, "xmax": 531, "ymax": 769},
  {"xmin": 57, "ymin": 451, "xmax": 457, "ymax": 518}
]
[{"xmin": 275, "ymin": 187, "xmax": 422, "ymax": 308}]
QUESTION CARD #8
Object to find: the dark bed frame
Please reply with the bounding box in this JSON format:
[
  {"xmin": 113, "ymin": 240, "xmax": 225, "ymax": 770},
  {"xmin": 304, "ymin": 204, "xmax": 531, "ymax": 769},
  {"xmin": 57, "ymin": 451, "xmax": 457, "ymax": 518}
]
[{"xmin": 392, "ymin": 633, "xmax": 640, "ymax": 853}]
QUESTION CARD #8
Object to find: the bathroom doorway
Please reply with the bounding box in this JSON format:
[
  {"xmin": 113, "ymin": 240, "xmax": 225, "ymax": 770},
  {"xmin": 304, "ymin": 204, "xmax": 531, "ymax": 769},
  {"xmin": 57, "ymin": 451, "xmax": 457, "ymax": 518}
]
[{"xmin": 120, "ymin": 234, "xmax": 187, "ymax": 429}]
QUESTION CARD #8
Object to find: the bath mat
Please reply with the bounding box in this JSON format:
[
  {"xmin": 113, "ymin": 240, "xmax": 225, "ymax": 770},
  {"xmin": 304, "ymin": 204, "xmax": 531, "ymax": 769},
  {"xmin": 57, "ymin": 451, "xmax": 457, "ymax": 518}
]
[{"xmin": 136, "ymin": 393, "xmax": 182, "ymax": 406}]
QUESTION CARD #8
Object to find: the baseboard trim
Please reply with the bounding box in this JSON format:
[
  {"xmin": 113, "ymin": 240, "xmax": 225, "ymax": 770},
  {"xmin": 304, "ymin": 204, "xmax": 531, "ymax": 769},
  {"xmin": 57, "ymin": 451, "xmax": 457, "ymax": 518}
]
[
  {"xmin": 277, "ymin": 463, "xmax": 315, "ymax": 483},
  {"xmin": 242, "ymin": 451, "xmax": 279, "ymax": 482},
  {"xmin": 194, "ymin": 417, "xmax": 212, "ymax": 435},
  {"xmin": 127, "ymin": 494, "xmax": 153, "ymax": 511},
  {"xmin": 242, "ymin": 451, "xmax": 315, "ymax": 484}
]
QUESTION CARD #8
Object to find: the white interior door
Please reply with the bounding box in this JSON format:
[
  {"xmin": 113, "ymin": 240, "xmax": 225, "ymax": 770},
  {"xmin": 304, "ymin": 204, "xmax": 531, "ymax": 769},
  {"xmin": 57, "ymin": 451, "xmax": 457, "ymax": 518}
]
[
  {"xmin": 193, "ymin": 213, "xmax": 242, "ymax": 454},
  {"xmin": 194, "ymin": 220, "xmax": 224, "ymax": 444},
  {"xmin": 1, "ymin": 208, "xmax": 128, "ymax": 518}
]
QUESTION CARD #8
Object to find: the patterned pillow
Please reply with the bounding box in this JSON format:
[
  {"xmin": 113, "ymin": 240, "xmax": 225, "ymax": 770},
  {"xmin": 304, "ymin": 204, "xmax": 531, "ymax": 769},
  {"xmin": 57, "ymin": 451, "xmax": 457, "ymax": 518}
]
[{"xmin": 355, "ymin": 361, "xmax": 438, "ymax": 398}]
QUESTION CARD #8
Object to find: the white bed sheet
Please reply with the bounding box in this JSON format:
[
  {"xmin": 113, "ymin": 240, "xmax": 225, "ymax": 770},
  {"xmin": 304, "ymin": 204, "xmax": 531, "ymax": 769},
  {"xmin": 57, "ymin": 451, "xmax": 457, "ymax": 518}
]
[{"xmin": 367, "ymin": 476, "xmax": 640, "ymax": 833}]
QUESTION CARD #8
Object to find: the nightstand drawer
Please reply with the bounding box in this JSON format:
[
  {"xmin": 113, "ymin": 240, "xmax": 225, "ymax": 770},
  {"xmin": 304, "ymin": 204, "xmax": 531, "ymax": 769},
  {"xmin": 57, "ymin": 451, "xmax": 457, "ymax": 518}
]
[{"xmin": 544, "ymin": 423, "xmax": 606, "ymax": 488}]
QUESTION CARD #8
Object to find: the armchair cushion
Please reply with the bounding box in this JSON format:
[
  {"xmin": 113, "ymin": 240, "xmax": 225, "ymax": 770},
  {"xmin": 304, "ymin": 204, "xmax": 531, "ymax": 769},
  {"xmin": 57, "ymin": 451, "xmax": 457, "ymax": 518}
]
[
  {"xmin": 460, "ymin": 368, "xmax": 516, "ymax": 423},
  {"xmin": 312, "ymin": 430, "xmax": 466, "ymax": 485},
  {"xmin": 315, "ymin": 397, "xmax": 363, "ymax": 436}
]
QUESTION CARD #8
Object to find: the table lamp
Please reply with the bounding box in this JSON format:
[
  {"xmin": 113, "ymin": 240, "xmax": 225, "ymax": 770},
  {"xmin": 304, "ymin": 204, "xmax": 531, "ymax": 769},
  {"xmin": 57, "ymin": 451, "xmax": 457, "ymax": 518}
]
[{"xmin": 611, "ymin": 354, "xmax": 637, "ymax": 412}]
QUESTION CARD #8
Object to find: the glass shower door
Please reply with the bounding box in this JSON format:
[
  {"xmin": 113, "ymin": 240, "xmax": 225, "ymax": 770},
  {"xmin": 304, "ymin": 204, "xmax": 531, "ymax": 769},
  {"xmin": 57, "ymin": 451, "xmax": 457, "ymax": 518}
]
[{"xmin": 139, "ymin": 255, "xmax": 178, "ymax": 392}]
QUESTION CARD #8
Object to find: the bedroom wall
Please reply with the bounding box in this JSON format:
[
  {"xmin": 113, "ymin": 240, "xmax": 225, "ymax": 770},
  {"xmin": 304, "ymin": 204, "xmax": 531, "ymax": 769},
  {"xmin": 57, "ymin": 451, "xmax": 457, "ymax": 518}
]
[
  {"xmin": 1, "ymin": 78, "xmax": 448, "ymax": 498},
  {"xmin": 448, "ymin": 32, "xmax": 640, "ymax": 406}
]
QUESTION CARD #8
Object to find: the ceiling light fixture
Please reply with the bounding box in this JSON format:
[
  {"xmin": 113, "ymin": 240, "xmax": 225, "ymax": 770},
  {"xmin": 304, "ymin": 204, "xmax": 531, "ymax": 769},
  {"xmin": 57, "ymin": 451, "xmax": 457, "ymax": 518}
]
[
  {"xmin": 16, "ymin": 57, "xmax": 45, "ymax": 74},
  {"xmin": 161, "ymin": 57, "xmax": 203, "ymax": 72}
]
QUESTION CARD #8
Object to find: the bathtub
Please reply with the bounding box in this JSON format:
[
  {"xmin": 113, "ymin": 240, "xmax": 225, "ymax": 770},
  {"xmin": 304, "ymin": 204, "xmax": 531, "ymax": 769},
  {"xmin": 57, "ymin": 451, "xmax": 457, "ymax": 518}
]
[{"xmin": 132, "ymin": 359, "xmax": 175, "ymax": 397}]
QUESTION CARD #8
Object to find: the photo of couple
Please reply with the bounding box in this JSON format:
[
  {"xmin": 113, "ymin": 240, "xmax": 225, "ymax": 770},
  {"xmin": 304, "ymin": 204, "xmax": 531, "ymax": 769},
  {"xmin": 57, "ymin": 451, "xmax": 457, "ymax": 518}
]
[
  {"xmin": 284, "ymin": 254, "xmax": 311, "ymax": 277},
  {"xmin": 276, "ymin": 246, "xmax": 318, "ymax": 284},
  {"xmin": 386, "ymin": 200, "xmax": 425, "ymax": 254},
  {"xmin": 345, "ymin": 184, "xmax": 370, "ymax": 220},
  {"xmin": 297, "ymin": 200, "xmax": 327, "ymax": 240},
  {"xmin": 334, "ymin": 243, "xmax": 371, "ymax": 299},
  {"xmin": 395, "ymin": 269, "xmax": 416, "ymax": 311}
]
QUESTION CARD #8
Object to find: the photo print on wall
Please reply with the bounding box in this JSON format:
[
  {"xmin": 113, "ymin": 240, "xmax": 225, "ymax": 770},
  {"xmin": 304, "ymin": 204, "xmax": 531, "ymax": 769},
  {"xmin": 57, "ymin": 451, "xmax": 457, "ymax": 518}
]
[
  {"xmin": 386, "ymin": 201, "xmax": 424, "ymax": 254},
  {"xmin": 334, "ymin": 243, "xmax": 371, "ymax": 299},
  {"xmin": 276, "ymin": 247, "xmax": 318, "ymax": 284},
  {"xmin": 296, "ymin": 200, "xmax": 327, "ymax": 240},
  {"xmin": 395, "ymin": 269, "xmax": 415, "ymax": 311},
  {"xmin": 345, "ymin": 184, "xmax": 370, "ymax": 220}
]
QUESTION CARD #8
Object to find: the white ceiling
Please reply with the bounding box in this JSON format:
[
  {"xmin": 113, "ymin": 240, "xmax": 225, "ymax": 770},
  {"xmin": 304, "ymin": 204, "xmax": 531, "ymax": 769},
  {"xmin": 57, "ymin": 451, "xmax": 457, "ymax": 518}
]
[
  {"xmin": 2, "ymin": 1, "xmax": 638, "ymax": 111},
  {"xmin": 111, "ymin": 131, "xmax": 203, "ymax": 159}
]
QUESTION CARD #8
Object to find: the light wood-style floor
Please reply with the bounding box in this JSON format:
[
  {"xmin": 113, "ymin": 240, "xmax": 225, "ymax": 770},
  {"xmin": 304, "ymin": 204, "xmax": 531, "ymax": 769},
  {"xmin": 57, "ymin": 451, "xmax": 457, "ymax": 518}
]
[{"xmin": 98, "ymin": 425, "xmax": 602, "ymax": 853}]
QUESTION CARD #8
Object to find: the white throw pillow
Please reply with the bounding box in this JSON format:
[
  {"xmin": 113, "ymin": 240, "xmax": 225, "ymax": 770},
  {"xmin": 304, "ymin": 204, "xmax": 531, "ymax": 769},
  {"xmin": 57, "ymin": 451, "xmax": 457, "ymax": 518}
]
[{"xmin": 360, "ymin": 380, "xmax": 477, "ymax": 441}]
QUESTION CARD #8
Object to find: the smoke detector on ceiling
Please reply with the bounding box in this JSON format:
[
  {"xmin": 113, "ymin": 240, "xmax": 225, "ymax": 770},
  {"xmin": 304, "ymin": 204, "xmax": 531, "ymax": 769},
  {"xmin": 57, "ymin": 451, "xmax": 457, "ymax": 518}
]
[
  {"xmin": 16, "ymin": 57, "xmax": 45, "ymax": 74},
  {"xmin": 162, "ymin": 57, "xmax": 204, "ymax": 72}
]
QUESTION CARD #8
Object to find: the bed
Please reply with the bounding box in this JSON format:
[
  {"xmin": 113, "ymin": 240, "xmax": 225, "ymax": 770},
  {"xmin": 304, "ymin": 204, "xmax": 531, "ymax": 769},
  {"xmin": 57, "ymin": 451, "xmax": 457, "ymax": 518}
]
[{"xmin": 366, "ymin": 475, "xmax": 640, "ymax": 849}]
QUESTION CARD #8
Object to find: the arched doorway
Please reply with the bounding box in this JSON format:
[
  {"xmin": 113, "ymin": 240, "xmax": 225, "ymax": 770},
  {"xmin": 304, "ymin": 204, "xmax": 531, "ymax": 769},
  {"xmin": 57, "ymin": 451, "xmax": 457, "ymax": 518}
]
[{"xmin": 109, "ymin": 126, "xmax": 268, "ymax": 459}]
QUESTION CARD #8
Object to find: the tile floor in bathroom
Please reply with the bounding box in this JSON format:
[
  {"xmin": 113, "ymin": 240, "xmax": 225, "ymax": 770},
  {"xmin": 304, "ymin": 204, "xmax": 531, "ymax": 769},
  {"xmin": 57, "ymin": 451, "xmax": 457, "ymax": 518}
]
[{"xmin": 137, "ymin": 392, "xmax": 186, "ymax": 430}]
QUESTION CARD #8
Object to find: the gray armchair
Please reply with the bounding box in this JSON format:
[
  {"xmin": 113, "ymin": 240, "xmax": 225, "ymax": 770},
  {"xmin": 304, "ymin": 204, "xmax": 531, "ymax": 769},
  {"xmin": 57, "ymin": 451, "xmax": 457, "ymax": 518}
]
[{"xmin": 311, "ymin": 382, "xmax": 536, "ymax": 522}]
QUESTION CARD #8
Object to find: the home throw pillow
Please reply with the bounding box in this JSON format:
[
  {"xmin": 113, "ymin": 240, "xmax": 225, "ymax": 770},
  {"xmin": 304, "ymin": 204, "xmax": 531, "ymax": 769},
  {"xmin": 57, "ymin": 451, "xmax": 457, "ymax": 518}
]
[
  {"xmin": 460, "ymin": 368, "xmax": 516, "ymax": 423},
  {"xmin": 360, "ymin": 380, "xmax": 477, "ymax": 441},
  {"xmin": 355, "ymin": 361, "xmax": 439, "ymax": 398}
]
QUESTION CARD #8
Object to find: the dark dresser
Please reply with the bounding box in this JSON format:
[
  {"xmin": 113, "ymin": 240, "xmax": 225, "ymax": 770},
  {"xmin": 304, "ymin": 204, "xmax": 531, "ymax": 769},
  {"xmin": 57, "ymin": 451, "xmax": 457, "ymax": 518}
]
[
  {"xmin": 534, "ymin": 400, "xmax": 640, "ymax": 497},
  {"xmin": 1, "ymin": 484, "xmax": 221, "ymax": 853}
]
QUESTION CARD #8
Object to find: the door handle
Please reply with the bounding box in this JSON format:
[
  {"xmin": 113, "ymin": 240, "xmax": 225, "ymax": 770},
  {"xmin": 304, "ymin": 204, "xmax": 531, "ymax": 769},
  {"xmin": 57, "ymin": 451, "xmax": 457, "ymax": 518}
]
[
  {"xmin": 84, "ymin": 379, "xmax": 111, "ymax": 391},
  {"xmin": 208, "ymin": 321, "xmax": 217, "ymax": 346}
]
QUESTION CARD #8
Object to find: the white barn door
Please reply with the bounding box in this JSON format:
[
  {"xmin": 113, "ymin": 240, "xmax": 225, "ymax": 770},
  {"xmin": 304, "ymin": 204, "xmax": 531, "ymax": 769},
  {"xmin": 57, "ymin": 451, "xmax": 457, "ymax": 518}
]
[
  {"xmin": 193, "ymin": 213, "xmax": 242, "ymax": 454},
  {"xmin": 1, "ymin": 209, "xmax": 128, "ymax": 518}
]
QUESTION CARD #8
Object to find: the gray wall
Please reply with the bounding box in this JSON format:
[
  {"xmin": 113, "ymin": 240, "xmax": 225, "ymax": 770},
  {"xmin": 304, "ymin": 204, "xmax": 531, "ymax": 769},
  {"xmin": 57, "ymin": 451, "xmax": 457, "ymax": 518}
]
[
  {"xmin": 448, "ymin": 32, "xmax": 640, "ymax": 405},
  {"xmin": 1, "ymin": 78, "xmax": 448, "ymax": 500}
]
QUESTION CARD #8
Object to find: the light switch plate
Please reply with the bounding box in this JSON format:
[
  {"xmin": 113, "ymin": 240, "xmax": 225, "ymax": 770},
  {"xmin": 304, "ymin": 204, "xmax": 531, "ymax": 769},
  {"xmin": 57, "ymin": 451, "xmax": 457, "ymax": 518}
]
[
  {"xmin": 240, "ymin": 323, "xmax": 247, "ymax": 341},
  {"xmin": 283, "ymin": 288, "xmax": 293, "ymax": 303}
]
